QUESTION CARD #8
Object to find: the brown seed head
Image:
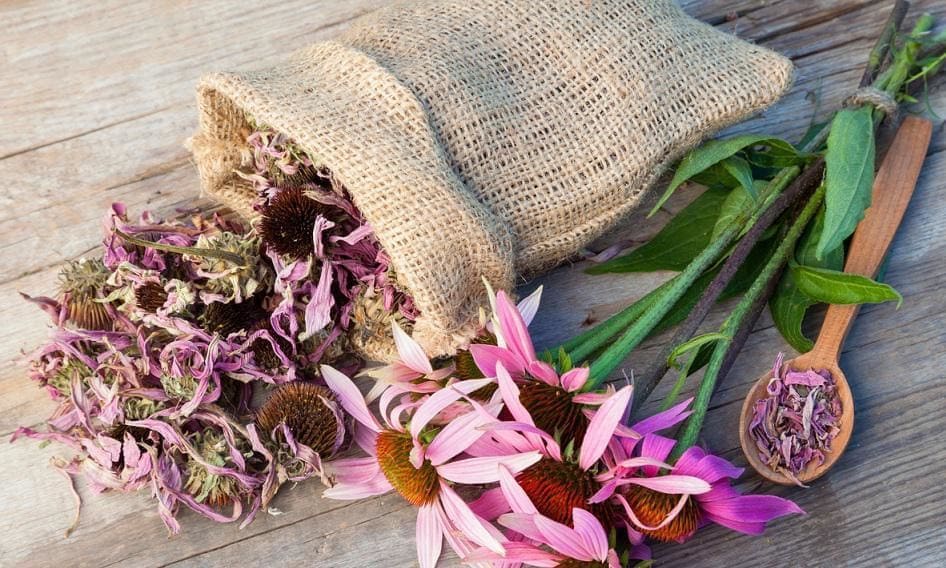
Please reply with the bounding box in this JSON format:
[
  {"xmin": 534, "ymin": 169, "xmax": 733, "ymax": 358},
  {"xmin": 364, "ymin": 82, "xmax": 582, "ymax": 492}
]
[
  {"xmin": 258, "ymin": 188, "xmax": 340, "ymax": 260},
  {"xmin": 516, "ymin": 457, "xmax": 611, "ymax": 527},
  {"xmin": 519, "ymin": 381, "xmax": 589, "ymax": 444},
  {"xmin": 255, "ymin": 382, "xmax": 342, "ymax": 456},
  {"xmin": 622, "ymin": 485, "xmax": 702, "ymax": 542}
]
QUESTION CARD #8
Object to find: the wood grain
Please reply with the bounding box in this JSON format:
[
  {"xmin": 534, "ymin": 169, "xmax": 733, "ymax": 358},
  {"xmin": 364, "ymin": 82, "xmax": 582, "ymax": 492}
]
[{"xmin": 1, "ymin": 1, "xmax": 944, "ymax": 567}]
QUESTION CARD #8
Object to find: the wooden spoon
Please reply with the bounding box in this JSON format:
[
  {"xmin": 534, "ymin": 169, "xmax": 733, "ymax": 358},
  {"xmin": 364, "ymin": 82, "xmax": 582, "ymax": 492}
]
[{"xmin": 738, "ymin": 116, "xmax": 933, "ymax": 486}]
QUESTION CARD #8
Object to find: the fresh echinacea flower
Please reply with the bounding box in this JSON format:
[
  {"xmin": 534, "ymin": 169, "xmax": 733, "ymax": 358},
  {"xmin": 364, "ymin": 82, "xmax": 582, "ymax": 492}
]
[
  {"xmin": 469, "ymin": 468, "xmax": 625, "ymax": 567},
  {"xmin": 320, "ymin": 365, "xmax": 542, "ymax": 568},
  {"xmin": 596, "ymin": 432, "xmax": 804, "ymax": 543},
  {"xmin": 466, "ymin": 363, "xmax": 705, "ymax": 532},
  {"xmin": 470, "ymin": 290, "xmax": 602, "ymax": 444}
]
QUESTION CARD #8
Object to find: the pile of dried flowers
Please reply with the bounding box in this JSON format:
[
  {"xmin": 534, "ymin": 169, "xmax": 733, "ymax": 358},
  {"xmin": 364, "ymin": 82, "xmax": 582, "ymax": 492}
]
[
  {"xmin": 14, "ymin": 202, "xmax": 364, "ymax": 533},
  {"xmin": 748, "ymin": 353, "xmax": 842, "ymax": 484}
]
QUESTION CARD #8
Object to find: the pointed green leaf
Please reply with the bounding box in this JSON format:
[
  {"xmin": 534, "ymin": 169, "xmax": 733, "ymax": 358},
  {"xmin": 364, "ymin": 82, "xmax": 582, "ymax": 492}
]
[
  {"xmin": 721, "ymin": 156, "xmax": 757, "ymax": 200},
  {"xmin": 817, "ymin": 107, "xmax": 876, "ymax": 259},
  {"xmin": 770, "ymin": 208, "xmax": 844, "ymax": 352},
  {"xmin": 648, "ymin": 134, "xmax": 795, "ymax": 216},
  {"xmin": 791, "ymin": 264, "xmax": 902, "ymax": 306},
  {"xmin": 587, "ymin": 187, "xmax": 728, "ymax": 274}
]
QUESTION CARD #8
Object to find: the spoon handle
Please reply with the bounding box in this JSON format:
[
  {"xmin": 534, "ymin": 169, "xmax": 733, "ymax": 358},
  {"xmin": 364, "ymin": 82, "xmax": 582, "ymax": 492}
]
[{"xmin": 811, "ymin": 116, "xmax": 933, "ymax": 362}]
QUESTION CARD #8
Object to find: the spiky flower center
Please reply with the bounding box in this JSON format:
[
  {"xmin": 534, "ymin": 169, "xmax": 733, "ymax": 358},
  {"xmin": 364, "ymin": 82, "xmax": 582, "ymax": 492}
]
[
  {"xmin": 375, "ymin": 429, "xmax": 440, "ymax": 506},
  {"xmin": 623, "ymin": 485, "xmax": 702, "ymax": 542},
  {"xmin": 135, "ymin": 281, "xmax": 168, "ymax": 312},
  {"xmin": 200, "ymin": 298, "xmax": 265, "ymax": 336},
  {"xmin": 519, "ymin": 381, "xmax": 589, "ymax": 444},
  {"xmin": 258, "ymin": 187, "xmax": 340, "ymax": 260},
  {"xmin": 255, "ymin": 383, "xmax": 341, "ymax": 455},
  {"xmin": 517, "ymin": 458, "xmax": 607, "ymax": 526},
  {"xmin": 58, "ymin": 259, "xmax": 113, "ymax": 330}
]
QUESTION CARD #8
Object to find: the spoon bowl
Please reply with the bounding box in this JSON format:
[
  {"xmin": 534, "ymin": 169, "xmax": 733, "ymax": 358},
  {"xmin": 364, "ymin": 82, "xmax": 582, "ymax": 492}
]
[
  {"xmin": 738, "ymin": 116, "xmax": 932, "ymax": 485},
  {"xmin": 739, "ymin": 351, "xmax": 854, "ymax": 485}
]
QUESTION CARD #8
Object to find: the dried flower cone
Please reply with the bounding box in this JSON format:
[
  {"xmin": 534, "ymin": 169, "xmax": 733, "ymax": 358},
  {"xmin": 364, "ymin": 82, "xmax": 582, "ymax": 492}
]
[
  {"xmin": 255, "ymin": 382, "xmax": 343, "ymax": 456},
  {"xmin": 189, "ymin": 0, "xmax": 793, "ymax": 360}
]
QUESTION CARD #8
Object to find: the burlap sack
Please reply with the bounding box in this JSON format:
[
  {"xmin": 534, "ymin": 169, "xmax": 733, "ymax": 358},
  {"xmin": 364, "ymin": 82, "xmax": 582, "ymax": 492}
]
[{"xmin": 188, "ymin": 0, "xmax": 793, "ymax": 360}]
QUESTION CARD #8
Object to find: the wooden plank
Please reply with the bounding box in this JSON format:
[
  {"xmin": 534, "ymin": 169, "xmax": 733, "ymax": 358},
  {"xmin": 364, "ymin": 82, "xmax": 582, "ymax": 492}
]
[{"xmin": 2, "ymin": 0, "xmax": 945, "ymax": 566}]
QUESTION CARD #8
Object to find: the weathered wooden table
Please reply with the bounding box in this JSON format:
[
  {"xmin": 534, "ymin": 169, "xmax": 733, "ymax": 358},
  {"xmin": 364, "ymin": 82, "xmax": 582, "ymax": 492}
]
[{"xmin": 2, "ymin": 1, "xmax": 944, "ymax": 566}]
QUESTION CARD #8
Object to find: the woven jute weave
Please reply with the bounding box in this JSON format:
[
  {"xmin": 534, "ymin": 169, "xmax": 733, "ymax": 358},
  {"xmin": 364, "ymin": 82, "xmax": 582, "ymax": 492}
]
[{"xmin": 189, "ymin": 0, "xmax": 793, "ymax": 360}]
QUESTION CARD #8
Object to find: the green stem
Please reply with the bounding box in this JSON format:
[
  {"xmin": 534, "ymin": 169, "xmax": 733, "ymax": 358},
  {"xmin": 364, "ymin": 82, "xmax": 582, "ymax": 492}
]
[
  {"xmin": 559, "ymin": 278, "xmax": 673, "ymax": 364},
  {"xmin": 585, "ymin": 224, "xmax": 740, "ymax": 390},
  {"xmin": 114, "ymin": 230, "xmax": 247, "ymax": 266},
  {"xmin": 672, "ymin": 185, "xmax": 827, "ymax": 457}
]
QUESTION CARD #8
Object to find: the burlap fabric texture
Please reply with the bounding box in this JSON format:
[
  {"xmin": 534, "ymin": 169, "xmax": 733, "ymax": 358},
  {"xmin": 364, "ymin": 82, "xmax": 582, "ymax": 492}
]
[{"xmin": 188, "ymin": 0, "xmax": 793, "ymax": 360}]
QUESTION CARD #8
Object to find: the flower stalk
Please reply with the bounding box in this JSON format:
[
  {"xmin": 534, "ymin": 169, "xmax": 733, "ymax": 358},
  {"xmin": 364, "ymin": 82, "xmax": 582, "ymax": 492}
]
[{"xmin": 673, "ymin": 185, "xmax": 827, "ymax": 457}]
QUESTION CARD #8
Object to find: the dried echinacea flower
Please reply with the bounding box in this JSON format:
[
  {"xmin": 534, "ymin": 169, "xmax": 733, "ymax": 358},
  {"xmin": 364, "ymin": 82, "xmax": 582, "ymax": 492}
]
[
  {"xmin": 200, "ymin": 297, "xmax": 266, "ymax": 337},
  {"xmin": 184, "ymin": 428, "xmax": 250, "ymax": 508},
  {"xmin": 191, "ymin": 232, "xmax": 272, "ymax": 303},
  {"xmin": 258, "ymin": 187, "xmax": 341, "ymax": 260},
  {"xmin": 255, "ymin": 382, "xmax": 344, "ymax": 456},
  {"xmin": 134, "ymin": 281, "xmax": 168, "ymax": 312},
  {"xmin": 57, "ymin": 258, "xmax": 113, "ymax": 330},
  {"xmin": 748, "ymin": 354, "xmax": 843, "ymax": 483}
]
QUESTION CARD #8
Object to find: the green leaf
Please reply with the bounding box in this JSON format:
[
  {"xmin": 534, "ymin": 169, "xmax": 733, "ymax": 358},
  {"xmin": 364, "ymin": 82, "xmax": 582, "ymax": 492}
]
[
  {"xmin": 791, "ymin": 264, "xmax": 902, "ymax": 306},
  {"xmin": 817, "ymin": 107, "xmax": 876, "ymax": 259},
  {"xmin": 649, "ymin": 134, "xmax": 795, "ymax": 216},
  {"xmin": 654, "ymin": 235, "xmax": 778, "ymax": 332},
  {"xmin": 711, "ymin": 181, "xmax": 769, "ymax": 241},
  {"xmin": 720, "ymin": 156, "xmax": 757, "ymax": 200},
  {"xmin": 587, "ymin": 187, "xmax": 728, "ymax": 274},
  {"xmin": 771, "ymin": 275, "xmax": 816, "ymax": 352},
  {"xmin": 668, "ymin": 333, "xmax": 727, "ymax": 369},
  {"xmin": 770, "ymin": 208, "xmax": 844, "ymax": 352},
  {"xmin": 745, "ymin": 139, "xmax": 806, "ymax": 169}
]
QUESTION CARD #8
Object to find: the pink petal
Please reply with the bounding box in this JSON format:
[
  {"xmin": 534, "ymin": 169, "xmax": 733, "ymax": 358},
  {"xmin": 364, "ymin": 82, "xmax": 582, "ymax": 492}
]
[
  {"xmin": 436, "ymin": 452, "xmax": 541, "ymax": 484},
  {"xmin": 439, "ymin": 481, "xmax": 505, "ymax": 555},
  {"xmin": 425, "ymin": 410, "xmax": 493, "ymax": 466},
  {"xmin": 465, "ymin": 542, "xmax": 562, "ymax": 567},
  {"xmin": 516, "ymin": 286, "xmax": 543, "ymax": 326},
  {"xmin": 528, "ymin": 360, "xmax": 560, "ymax": 385},
  {"xmin": 468, "ymin": 487, "xmax": 510, "ymax": 521},
  {"xmin": 572, "ymin": 392, "xmax": 613, "ymax": 405},
  {"xmin": 638, "ymin": 434, "xmax": 677, "ymax": 476},
  {"xmin": 416, "ymin": 503, "xmax": 444, "ymax": 568},
  {"xmin": 673, "ymin": 446, "xmax": 744, "ymax": 483},
  {"xmin": 495, "ymin": 291, "xmax": 537, "ymax": 363},
  {"xmin": 571, "ymin": 508, "xmax": 609, "ymax": 561},
  {"xmin": 616, "ymin": 493, "xmax": 692, "ymax": 533},
  {"xmin": 410, "ymin": 378, "xmax": 493, "ymax": 438},
  {"xmin": 326, "ymin": 456, "xmax": 381, "ymax": 484},
  {"xmin": 699, "ymin": 494, "xmax": 804, "ymax": 524},
  {"xmin": 470, "ymin": 343, "xmax": 525, "ymax": 379},
  {"xmin": 588, "ymin": 479, "xmax": 618, "ymax": 504},
  {"xmin": 630, "ymin": 397, "xmax": 693, "ymax": 435},
  {"xmin": 392, "ymin": 322, "xmax": 433, "ymax": 375},
  {"xmin": 322, "ymin": 472, "xmax": 392, "ymax": 500},
  {"xmin": 301, "ymin": 262, "xmax": 334, "ymax": 339},
  {"xmin": 495, "ymin": 364, "xmax": 535, "ymax": 425},
  {"xmin": 498, "ymin": 513, "xmax": 544, "ymax": 542},
  {"xmin": 579, "ymin": 385, "xmax": 633, "ymax": 471},
  {"xmin": 321, "ymin": 365, "xmax": 381, "ymax": 432},
  {"xmin": 560, "ymin": 367, "xmax": 590, "ymax": 393},
  {"xmin": 619, "ymin": 474, "xmax": 711, "ymax": 495},
  {"xmin": 497, "ymin": 464, "xmax": 538, "ymax": 515},
  {"xmin": 534, "ymin": 515, "xmax": 593, "ymax": 561}
]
